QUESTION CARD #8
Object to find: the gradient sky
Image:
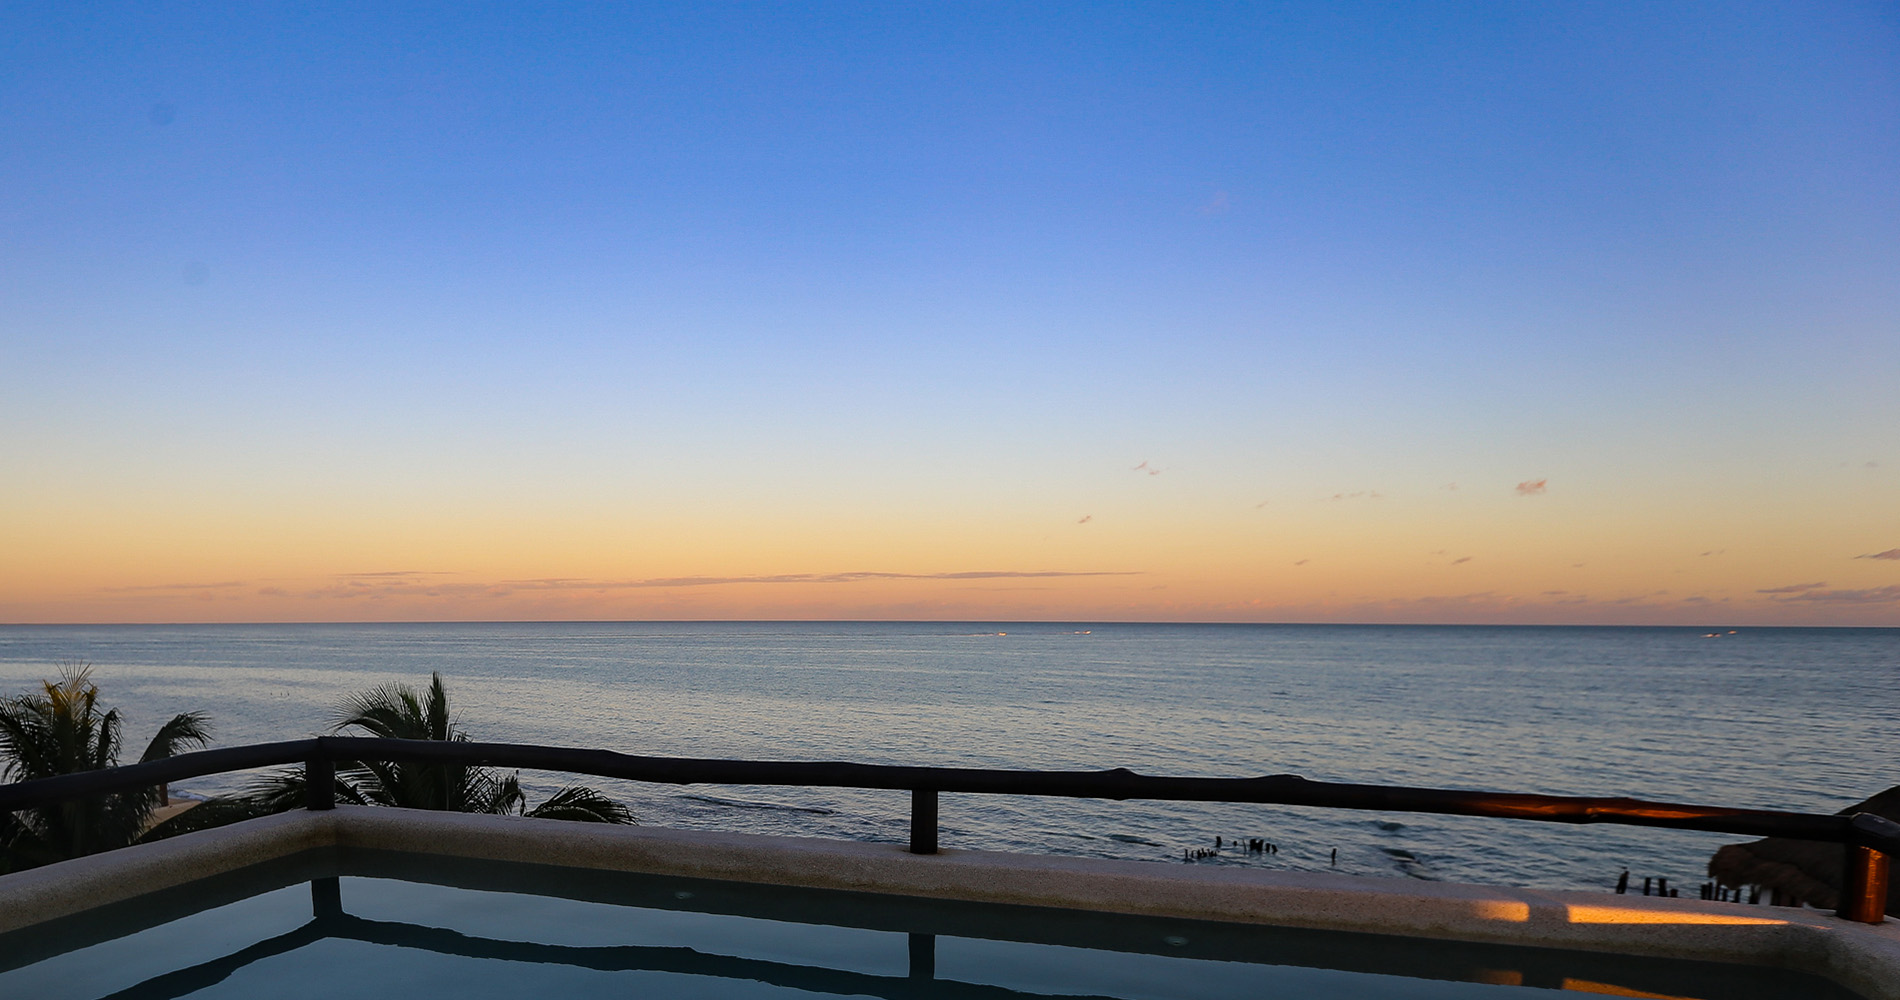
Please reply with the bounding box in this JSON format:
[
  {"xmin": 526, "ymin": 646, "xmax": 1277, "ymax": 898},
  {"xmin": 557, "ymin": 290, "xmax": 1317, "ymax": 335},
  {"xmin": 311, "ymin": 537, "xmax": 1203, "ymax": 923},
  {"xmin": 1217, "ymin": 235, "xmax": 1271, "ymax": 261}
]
[{"xmin": 3, "ymin": 2, "xmax": 1896, "ymax": 625}]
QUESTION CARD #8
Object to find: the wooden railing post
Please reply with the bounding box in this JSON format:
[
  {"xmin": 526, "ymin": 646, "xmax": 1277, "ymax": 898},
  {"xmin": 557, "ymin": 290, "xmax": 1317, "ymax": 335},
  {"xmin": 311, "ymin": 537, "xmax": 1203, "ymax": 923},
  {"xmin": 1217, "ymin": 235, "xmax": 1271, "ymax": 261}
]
[
  {"xmin": 910, "ymin": 788, "xmax": 938, "ymax": 855},
  {"xmin": 306, "ymin": 755, "xmax": 335, "ymax": 811},
  {"xmin": 1837, "ymin": 844, "xmax": 1889, "ymax": 924}
]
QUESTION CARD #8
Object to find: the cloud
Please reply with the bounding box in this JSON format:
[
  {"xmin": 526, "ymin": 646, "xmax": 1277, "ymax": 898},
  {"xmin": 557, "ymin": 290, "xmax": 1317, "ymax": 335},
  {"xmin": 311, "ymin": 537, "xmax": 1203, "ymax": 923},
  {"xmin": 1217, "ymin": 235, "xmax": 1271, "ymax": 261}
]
[
  {"xmin": 1403, "ymin": 591, "xmax": 1505, "ymax": 606},
  {"xmin": 256, "ymin": 587, "xmax": 291, "ymax": 597},
  {"xmin": 1855, "ymin": 549, "xmax": 1900, "ymax": 561},
  {"xmin": 1254, "ymin": 500, "xmax": 1269, "ymax": 508},
  {"xmin": 1442, "ymin": 483, "xmax": 1459, "ymax": 491},
  {"xmin": 101, "ymin": 580, "xmax": 245, "ymax": 593},
  {"xmin": 1293, "ymin": 559, "xmax": 1308, "ymax": 566},
  {"xmin": 1132, "ymin": 460, "xmax": 1161, "ymax": 476},
  {"xmin": 1763, "ymin": 585, "xmax": 1900, "ymax": 605},
  {"xmin": 1756, "ymin": 582, "xmax": 1827, "ymax": 594},
  {"xmin": 1322, "ymin": 491, "xmax": 1383, "ymax": 501},
  {"xmin": 1515, "ymin": 479, "xmax": 1547, "ymax": 496},
  {"xmin": 1698, "ymin": 550, "xmax": 1724, "ymax": 557},
  {"xmin": 1199, "ymin": 189, "xmax": 1230, "ymax": 215},
  {"xmin": 1451, "ymin": 556, "xmax": 1472, "ymax": 565},
  {"xmin": 496, "ymin": 570, "xmax": 1144, "ymax": 591},
  {"xmin": 335, "ymin": 570, "xmax": 450, "ymax": 578},
  {"xmin": 1077, "ymin": 515, "xmax": 1092, "ymax": 525}
]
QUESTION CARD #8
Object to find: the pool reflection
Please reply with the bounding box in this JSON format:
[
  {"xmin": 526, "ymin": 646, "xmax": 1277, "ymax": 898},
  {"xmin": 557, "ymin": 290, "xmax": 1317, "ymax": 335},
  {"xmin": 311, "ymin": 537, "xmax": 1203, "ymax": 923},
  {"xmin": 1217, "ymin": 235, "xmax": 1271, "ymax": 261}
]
[{"xmin": 0, "ymin": 851, "xmax": 1866, "ymax": 1000}]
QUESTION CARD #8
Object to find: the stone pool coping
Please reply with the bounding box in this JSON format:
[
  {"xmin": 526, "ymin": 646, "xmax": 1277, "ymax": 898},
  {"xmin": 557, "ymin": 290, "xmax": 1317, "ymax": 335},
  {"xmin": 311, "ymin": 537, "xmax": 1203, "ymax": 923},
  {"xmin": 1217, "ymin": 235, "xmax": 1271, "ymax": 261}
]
[{"xmin": 4, "ymin": 806, "xmax": 1897, "ymax": 999}]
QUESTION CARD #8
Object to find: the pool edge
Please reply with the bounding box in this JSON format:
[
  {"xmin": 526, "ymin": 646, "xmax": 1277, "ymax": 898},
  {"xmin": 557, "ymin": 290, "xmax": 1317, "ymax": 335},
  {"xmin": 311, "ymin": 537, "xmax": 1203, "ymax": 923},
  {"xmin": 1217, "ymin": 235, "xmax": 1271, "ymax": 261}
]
[{"xmin": 5, "ymin": 806, "xmax": 1897, "ymax": 999}]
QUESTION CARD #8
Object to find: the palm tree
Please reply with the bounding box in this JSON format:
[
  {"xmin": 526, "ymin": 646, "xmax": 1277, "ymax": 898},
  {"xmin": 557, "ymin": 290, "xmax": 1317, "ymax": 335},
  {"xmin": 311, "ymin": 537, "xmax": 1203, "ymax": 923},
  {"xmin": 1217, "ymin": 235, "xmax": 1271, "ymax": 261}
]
[
  {"xmin": 229, "ymin": 672, "xmax": 631, "ymax": 824},
  {"xmin": 0, "ymin": 665, "xmax": 211, "ymax": 872}
]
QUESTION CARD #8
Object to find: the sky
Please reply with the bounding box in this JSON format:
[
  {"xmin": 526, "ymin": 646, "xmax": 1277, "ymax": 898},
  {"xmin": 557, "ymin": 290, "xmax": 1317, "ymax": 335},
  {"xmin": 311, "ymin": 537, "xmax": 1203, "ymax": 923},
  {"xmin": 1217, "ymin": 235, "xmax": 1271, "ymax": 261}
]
[{"xmin": 2, "ymin": 2, "xmax": 1896, "ymax": 625}]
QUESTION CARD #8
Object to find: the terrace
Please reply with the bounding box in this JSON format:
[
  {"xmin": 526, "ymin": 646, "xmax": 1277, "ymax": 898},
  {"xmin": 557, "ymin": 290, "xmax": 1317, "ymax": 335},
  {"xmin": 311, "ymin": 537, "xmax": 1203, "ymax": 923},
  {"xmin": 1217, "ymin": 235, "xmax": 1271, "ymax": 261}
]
[{"xmin": 4, "ymin": 738, "xmax": 1899, "ymax": 999}]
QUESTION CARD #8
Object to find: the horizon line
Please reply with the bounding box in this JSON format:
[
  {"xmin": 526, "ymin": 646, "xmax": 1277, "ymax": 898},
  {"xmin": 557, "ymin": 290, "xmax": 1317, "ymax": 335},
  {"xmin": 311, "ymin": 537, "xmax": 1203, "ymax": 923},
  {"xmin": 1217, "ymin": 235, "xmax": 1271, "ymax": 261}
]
[{"xmin": 2, "ymin": 618, "xmax": 1893, "ymax": 630}]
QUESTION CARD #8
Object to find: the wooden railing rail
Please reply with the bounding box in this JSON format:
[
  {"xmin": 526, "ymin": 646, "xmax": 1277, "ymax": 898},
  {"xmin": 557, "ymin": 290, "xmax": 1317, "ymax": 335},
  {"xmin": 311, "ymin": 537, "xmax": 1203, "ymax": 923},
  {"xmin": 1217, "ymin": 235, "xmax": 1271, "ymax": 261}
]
[{"xmin": 2, "ymin": 736, "xmax": 1894, "ymax": 923}]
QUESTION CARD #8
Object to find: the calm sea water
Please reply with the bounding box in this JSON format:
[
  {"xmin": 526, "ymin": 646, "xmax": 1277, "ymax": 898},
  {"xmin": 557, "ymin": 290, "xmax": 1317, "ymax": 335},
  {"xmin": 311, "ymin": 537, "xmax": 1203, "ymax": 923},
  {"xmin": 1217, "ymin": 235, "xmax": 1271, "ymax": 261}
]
[{"xmin": 0, "ymin": 622, "xmax": 1894, "ymax": 893}]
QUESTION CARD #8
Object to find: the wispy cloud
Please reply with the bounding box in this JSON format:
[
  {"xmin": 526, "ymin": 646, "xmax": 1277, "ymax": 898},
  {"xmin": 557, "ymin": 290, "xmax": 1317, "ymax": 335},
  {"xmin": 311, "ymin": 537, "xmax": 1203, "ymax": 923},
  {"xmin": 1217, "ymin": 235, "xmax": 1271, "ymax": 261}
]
[
  {"xmin": 1077, "ymin": 515, "xmax": 1092, "ymax": 525},
  {"xmin": 1451, "ymin": 556, "xmax": 1472, "ymax": 565},
  {"xmin": 508, "ymin": 570, "xmax": 1142, "ymax": 590},
  {"xmin": 1763, "ymin": 585, "xmax": 1900, "ymax": 605},
  {"xmin": 1757, "ymin": 582, "xmax": 1827, "ymax": 594},
  {"xmin": 1132, "ymin": 460, "xmax": 1161, "ymax": 476},
  {"xmin": 1855, "ymin": 548, "xmax": 1900, "ymax": 561},
  {"xmin": 1515, "ymin": 479, "xmax": 1548, "ymax": 496},
  {"xmin": 1322, "ymin": 491, "xmax": 1383, "ymax": 501},
  {"xmin": 1199, "ymin": 189, "xmax": 1230, "ymax": 215},
  {"xmin": 101, "ymin": 580, "xmax": 245, "ymax": 593},
  {"xmin": 1293, "ymin": 559, "xmax": 1309, "ymax": 566},
  {"xmin": 259, "ymin": 569, "xmax": 1145, "ymax": 600}
]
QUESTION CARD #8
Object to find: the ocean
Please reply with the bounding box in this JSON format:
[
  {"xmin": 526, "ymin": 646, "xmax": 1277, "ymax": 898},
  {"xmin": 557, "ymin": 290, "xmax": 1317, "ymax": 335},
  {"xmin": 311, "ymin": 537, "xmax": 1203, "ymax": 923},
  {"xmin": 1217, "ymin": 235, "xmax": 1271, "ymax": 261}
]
[{"xmin": 0, "ymin": 622, "xmax": 1894, "ymax": 893}]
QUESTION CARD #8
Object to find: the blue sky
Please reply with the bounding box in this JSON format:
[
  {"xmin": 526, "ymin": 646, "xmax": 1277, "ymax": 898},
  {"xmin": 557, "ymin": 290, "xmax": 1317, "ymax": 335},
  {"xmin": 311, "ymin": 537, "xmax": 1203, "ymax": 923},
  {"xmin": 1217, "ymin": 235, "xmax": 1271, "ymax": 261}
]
[{"xmin": 3, "ymin": 2, "xmax": 1896, "ymax": 623}]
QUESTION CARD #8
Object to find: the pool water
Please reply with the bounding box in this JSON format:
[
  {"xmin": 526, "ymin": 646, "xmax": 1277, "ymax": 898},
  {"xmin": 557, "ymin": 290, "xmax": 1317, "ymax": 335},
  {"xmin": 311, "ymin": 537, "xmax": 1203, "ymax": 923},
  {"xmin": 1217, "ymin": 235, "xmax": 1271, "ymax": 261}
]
[{"xmin": 0, "ymin": 850, "xmax": 1867, "ymax": 1000}]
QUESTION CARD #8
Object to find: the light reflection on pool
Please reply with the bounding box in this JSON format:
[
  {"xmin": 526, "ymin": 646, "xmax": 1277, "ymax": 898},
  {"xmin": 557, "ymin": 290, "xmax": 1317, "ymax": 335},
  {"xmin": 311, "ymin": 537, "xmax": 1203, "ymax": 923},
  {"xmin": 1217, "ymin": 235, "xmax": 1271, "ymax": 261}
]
[{"xmin": 0, "ymin": 849, "xmax": 1867, "ymax": 1000}]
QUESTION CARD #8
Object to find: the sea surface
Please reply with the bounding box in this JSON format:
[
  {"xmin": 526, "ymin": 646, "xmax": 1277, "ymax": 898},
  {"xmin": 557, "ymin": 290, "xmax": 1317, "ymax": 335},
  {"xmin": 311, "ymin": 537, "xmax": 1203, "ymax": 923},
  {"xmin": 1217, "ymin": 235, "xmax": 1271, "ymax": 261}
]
[{"xmin": 0, "ymin": 622, "xmax": 1894, "ymax": 893}]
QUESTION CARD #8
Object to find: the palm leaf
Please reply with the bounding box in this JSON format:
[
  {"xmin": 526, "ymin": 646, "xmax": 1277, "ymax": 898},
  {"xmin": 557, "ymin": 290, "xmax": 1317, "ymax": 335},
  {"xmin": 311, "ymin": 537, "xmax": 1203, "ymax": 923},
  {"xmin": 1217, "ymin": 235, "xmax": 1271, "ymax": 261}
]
[
  {"xmin": 524, "ymin": 785, "xmax": 636, "ymax": 824},
  {"xmin": 140, "ymin": 711, "xmax": 212, "ymax": 763},
  {"xmin": 0, "ymin": 664, "xmax": 202, "ymax": 865}
]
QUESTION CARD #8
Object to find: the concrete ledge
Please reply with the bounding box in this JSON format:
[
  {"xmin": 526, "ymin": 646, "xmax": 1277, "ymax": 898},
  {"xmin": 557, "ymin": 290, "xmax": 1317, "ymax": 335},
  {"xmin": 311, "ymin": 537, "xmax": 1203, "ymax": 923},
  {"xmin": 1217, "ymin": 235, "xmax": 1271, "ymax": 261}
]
[
  {"xmin": 5, "ymin": 806, "xmax": 1899, "ymax": 999},
  {"xmin": 0, "ymin": 809, "xmax": 335, "ymax": 936}
]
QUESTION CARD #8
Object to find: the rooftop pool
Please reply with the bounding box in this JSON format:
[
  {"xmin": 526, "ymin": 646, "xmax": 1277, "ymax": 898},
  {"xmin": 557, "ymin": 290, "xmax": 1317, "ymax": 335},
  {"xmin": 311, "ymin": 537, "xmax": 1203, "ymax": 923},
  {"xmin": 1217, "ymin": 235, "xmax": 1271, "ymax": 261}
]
[{"xmin": 0, "ymin": 846, "xmax": 1867, "ymax": 1000}]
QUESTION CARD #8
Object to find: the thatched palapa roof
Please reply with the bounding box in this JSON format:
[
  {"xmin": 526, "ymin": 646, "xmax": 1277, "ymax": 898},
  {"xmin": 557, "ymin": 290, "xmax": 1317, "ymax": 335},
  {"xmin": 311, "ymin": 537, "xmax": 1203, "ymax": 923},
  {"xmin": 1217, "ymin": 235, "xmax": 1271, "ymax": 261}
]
[{"xmin": 1708, "ymin": 785, "xmax": 1900, "ymax": 914}]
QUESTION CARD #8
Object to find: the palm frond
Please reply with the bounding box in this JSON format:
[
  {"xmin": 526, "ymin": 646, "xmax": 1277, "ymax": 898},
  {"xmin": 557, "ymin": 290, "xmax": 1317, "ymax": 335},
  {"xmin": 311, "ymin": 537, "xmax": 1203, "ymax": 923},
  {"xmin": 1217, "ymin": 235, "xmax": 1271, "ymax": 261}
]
[
  {"xmin": 524, "ymin": 785, "xmax": 636, "ymax": 824},
  {"xmin": 140, "ymin": 711, "xmax": 212, "ymax": 763},
  {"xmin": 426, "ymin": 671, "xmax": 453, "ymax": 742},
  {"xmin": 333, "ymin": 680, "xmax": 429, "ymax": 739},
  {"xmin": 316, "ymin": 673, "xmax": 635, "ymax": 824},
  {"xmin": 0, "ymin": 665, "xmax": 229, "ymax": 866}
]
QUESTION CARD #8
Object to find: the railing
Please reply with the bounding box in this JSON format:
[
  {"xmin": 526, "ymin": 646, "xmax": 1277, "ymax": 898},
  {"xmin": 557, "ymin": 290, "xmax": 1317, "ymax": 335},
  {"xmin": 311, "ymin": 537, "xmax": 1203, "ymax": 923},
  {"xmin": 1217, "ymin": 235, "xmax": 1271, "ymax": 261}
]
[{"xmin": 2, "ymin": 736, "xmax": 1895, "ymax": 923}]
